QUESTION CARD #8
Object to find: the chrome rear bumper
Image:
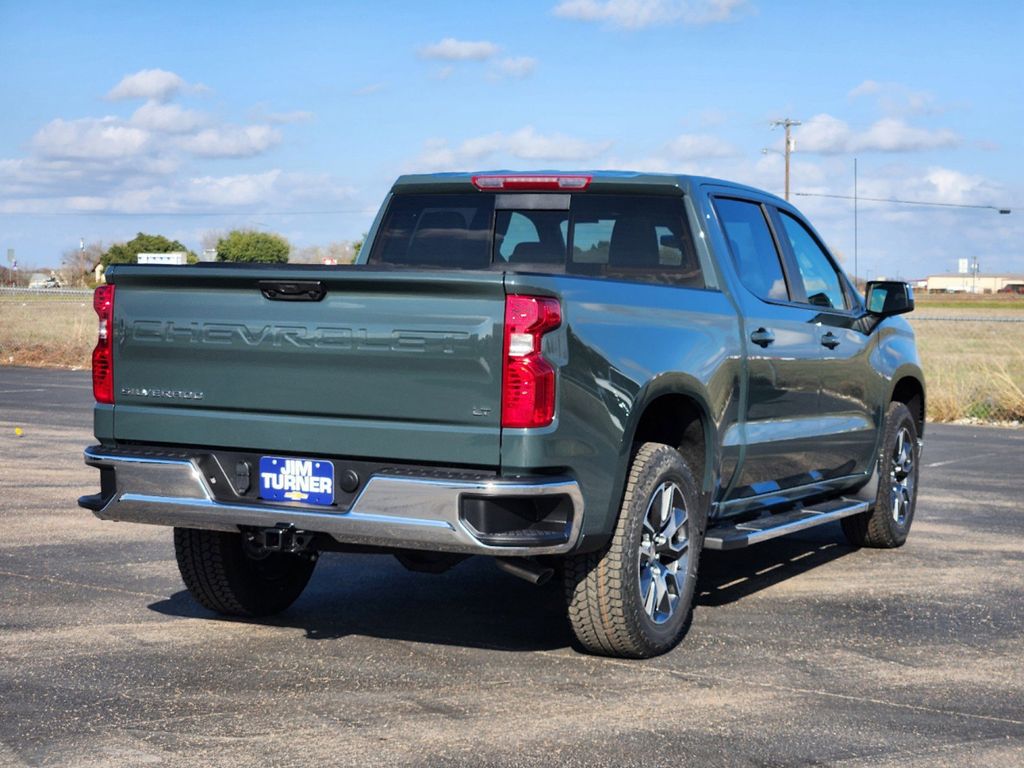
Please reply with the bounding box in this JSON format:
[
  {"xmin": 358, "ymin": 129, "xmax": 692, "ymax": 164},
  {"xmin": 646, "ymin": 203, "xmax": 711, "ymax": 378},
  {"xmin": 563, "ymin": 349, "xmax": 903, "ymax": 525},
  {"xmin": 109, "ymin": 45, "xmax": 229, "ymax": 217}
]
[{"xmin": 80, "ymin": 447, "xmax": 584, "ymax": 556}]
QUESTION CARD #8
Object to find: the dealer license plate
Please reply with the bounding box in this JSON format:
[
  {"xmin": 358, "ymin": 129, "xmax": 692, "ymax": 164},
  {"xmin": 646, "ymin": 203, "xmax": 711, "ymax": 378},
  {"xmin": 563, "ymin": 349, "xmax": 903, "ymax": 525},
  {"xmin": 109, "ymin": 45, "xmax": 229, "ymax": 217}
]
[{"xmin": 259, "ymin": 456, "xmax": 335, "ymax": 506}]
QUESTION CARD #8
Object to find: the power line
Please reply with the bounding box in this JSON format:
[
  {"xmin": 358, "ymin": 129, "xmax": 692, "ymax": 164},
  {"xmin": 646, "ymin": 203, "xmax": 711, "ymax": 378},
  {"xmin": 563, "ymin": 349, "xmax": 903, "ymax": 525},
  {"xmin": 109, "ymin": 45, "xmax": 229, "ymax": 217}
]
[
  {"xmin": 0, "ymin": 209, "xmax": 372, "ymax": 218},
  {"xmin": 795, "ymin": 192, "xmax": 1011, "ymax": 214}
]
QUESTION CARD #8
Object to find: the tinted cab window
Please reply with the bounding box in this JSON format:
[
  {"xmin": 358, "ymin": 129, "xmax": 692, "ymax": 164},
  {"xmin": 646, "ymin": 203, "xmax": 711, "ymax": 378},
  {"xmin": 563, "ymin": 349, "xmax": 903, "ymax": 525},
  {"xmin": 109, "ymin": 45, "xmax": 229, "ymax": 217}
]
[
  {"xmin": 714, "ymin": 198, "xmax": 789, "ymax": 301},
  {"xmin": 371, "ymin": 192, "xmax": 706, "ymax": 289},
  {"xmin": 778, "ymin": 211, "xmax": 848, "ymax": 310}
]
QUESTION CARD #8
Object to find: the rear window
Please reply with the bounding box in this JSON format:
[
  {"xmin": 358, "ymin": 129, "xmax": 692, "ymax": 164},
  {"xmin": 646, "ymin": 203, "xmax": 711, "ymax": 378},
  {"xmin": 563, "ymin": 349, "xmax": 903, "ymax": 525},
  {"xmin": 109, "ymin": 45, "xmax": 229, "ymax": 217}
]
[
  {"xmin": 368, "ymin": 193, "xmax": 706, "ymax": 288},
  {"xmin": 370, "ymin": 194, "xmax": 494, "ymax": 268}
]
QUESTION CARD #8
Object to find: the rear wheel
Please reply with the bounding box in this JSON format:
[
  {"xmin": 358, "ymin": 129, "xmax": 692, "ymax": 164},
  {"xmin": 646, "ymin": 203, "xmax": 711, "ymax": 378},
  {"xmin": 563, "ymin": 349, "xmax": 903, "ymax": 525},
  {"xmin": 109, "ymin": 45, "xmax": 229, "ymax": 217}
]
[
  {"xmin": 564, "ymin": 442, "xmax": 704, "ymax": 658},
  {"xmin": 842, "ymin": 401, "xmax": 920, "ymax": 548},
  {"xmin": 173, "ymin": 528, "xmax": 317, "ymax": 617}
]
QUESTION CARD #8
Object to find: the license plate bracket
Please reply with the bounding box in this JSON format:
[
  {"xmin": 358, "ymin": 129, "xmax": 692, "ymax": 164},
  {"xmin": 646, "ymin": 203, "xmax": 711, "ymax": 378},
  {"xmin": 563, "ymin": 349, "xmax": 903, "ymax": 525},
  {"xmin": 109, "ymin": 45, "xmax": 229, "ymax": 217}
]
[{"xmin": 258, "ymin": 456, "xmax": 335, "ymax": 506}]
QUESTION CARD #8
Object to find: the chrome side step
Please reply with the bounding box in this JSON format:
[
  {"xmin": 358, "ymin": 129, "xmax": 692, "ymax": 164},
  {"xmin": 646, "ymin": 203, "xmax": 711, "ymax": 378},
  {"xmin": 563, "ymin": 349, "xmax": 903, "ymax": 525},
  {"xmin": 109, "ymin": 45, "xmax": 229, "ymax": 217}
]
[{"xmin": 704, "ymin": 498, "xmax": 870, "ymax": 551}]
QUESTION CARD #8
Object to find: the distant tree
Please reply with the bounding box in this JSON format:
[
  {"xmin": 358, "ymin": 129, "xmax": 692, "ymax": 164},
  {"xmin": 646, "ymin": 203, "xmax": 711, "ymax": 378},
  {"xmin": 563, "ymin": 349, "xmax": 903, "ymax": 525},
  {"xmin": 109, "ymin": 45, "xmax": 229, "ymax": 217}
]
[
  {"xmin": 290, "ymin": 240, "xmax": 357, "ymax": 265},
  {"xmin": 216, "ymin": 230, "xmax": 290, "ymax": 263},
  {"xmin": 102, "ymin": 233, "xmax": 195, "ymax": 267},
  {"xmin": 200, "ymin": 229, "xmax": 226, "ymax": 252},
  {"xmin": 352, "ymin": 233, "xmax": 367, "ymax": 259},
  {"xmin": 61, "ymin": 241, "xmax": 105, "ymax": 286},
  {"xmin": 1, "ymin": 265, "xmax": 28, "ymax": 287}
]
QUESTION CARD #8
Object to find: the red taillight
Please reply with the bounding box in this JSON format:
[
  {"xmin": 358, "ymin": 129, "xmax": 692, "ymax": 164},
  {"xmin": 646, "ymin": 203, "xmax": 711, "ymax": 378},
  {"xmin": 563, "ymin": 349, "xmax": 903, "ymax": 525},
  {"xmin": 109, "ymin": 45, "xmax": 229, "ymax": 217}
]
[
  {"xmin": 92, "ymin": 284, "xmax": 115, "ymax": 404},
  {"xmin": 472, "ymin": 174, "xmax": 591, "ymax": 192},
  {"xmin": 502, "ymin": 295, "xmax": 562, "ymax": 428}
]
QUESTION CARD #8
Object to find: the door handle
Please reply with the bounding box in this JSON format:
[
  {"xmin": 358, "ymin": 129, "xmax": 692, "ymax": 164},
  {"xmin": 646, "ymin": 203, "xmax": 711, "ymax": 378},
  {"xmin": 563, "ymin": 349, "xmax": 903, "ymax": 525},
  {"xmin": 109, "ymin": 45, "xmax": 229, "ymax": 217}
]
[
  {"xmin": 750, "ymin": 328, "xmax": 775, "ymax": 348},
  {"xmin": 259, "ymin": 280, "xmax": 327, "ymax": 302},
  {"xmin": 821, "ymin": 331, "xmax": 840, "ymax": 350}
]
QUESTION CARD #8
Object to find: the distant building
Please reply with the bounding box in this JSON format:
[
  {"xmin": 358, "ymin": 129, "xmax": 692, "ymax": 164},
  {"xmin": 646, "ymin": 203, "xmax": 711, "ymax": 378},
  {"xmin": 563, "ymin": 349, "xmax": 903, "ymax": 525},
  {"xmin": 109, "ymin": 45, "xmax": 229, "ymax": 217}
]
[
  {"xmin": 926, "ymin": 273, "xmax": 1024, "ymax": 294},
  {"xmin": 137, "ymin": 252, "xmax": 188, "ymax": 265}
]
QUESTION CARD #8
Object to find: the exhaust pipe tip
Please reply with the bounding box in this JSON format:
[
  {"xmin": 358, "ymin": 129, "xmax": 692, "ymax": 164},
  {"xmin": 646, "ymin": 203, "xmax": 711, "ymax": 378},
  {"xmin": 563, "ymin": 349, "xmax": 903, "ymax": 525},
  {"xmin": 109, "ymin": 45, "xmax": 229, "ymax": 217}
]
[{"xmin": 494, "ymin": 557, "xmax": 554, "ymax": 586}]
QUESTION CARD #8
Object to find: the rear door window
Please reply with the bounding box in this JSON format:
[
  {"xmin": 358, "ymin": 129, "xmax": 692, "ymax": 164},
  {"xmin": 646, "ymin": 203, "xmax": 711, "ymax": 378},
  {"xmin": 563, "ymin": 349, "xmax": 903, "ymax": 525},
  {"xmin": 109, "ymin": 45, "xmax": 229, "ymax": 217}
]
[
  {"xmin": 495, "ymin": 210, "xmax": 569, "ymax": 264},
  {"xmin": 714, "ymin": 198, "xmax": 790, "ymax": 302},
  {"xmin": 369, "ymin": 194, "xmax": 494, "ymax": 268},
  {"xmin": 569, "ymin": 195, "xmax": 705, "ymax": 287}
]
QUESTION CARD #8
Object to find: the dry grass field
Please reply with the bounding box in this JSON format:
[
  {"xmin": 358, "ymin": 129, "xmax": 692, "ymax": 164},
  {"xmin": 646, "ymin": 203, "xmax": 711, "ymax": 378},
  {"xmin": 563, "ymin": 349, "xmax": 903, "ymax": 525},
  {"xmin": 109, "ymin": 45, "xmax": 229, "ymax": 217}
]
[
  {"xmin": 911, "ymin": 318, "xmax": 1024, "ymax": 422},
  {"xmin": 2, "ymin": 291, "xmax": 1022, "ymax": 423},
  {"xmin": 0, "ymin": 296, "xmax": 94, "ymax": 369}
]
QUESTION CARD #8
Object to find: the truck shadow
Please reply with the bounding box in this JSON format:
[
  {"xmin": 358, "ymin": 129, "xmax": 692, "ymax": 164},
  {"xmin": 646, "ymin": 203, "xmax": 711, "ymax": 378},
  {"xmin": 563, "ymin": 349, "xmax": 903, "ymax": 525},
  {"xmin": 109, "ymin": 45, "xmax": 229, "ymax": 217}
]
[
  {"xmin": 150, "ymin": 553, "xmax": 572, "ymax": 652},
  {"xmin": 696, "ymin": 523, "xmax": 855, "ymax": 607},
  {"xmin": 149, "ymin": 524, "xmax": 856, "ymax": 651}
]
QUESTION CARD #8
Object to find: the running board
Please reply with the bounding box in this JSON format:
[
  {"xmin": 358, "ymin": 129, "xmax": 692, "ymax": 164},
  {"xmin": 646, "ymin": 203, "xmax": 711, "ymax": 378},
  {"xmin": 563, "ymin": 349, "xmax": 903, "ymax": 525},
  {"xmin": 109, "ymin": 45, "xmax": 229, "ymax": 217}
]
[{"xmin": 704, "ymin": 498, "xmax": 870, "ymax": 551}]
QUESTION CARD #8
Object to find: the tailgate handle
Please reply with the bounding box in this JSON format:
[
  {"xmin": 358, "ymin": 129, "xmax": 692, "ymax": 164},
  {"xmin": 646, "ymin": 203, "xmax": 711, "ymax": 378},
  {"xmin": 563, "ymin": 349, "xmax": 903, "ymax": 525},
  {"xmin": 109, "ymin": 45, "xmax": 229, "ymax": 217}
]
[{"xmin": 259, "ymin": 280, "xmax": 326, "ymax": 302}]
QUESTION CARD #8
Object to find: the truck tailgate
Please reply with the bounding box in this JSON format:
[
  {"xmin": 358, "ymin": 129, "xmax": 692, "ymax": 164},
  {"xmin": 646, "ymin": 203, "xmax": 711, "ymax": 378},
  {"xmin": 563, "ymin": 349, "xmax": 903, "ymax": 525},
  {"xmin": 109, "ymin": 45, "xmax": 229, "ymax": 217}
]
[{"xmin": 108, "ymin": 266, "xmax": 505, "ymax": 467}]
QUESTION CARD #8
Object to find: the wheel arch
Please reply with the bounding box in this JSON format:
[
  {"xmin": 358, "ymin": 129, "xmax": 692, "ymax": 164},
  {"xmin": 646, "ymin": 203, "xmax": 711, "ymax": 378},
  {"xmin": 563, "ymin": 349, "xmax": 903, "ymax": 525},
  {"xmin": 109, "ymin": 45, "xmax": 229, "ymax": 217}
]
[
  {"xmin": 889, "ymin": 370, "xmax": 926, "ymax": 438},
  {"xmin": 622, "ymin": 376, "xmax": 719, "ymax": 495}
]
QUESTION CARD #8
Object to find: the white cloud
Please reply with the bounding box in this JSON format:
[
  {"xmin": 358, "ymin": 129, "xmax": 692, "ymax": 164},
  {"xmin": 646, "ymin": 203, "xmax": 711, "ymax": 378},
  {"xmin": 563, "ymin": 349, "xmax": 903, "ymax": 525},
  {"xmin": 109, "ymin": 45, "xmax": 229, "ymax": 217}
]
[
  {"xmin": 353, "ymin": 83, "xmax": 385, "ymax": 96},
  {"xmin": 665, "ymin": 133, "xmax": 738, "ymax": 160},
  {"xmin": 177, "ymin": 125, "xmax": 281, "ymax": 158},
  {"xmin": 186, "ymin": 170, "xmax": 283, "ymax": 207},
  {"xmin": 916, "ymin": 167, "xmax": 993, "ymax": 206},
  {"xmin": 857, "ymin": 118, "xmax": 958, "ymax": 152},
  {"xmin": 419, "ymin": 37, "xmax": 500, "ymax": 61},
  {"xmin": 0, "ymin": 72, "xmax": 348, "ymax": 222},
  {"xmin": 469, "ymin": 126, "xmax": 611, "ymax": 161},
  {"xmin": 848, "ymin": 80, "xmax": 940, "ymax": 116},
  {"xmin": 796, "ymin": 113, "xmax": 959, "ymax": 154},
  {"xmin": 31, "ymin": 117, "xmax": 151, "ymax": 160},
  {"xmin": 848, "ymin": 80, "xmax": 882, "ymax": 99},
  {"xmin": 131, "ymin": 101, "xmax": 208, "ymax": 133},
  {"xmin": 412, "ymin": 126, "xmax": 613, "ymax": 170},
  {"xmin": 495, "ymin": 56, "xmax": 537, "ymax": 78},
  {"xmin": 796, "ymin": 114, "xmax": 853, "ymax": 154},
  {"xmin": 185, "ymin": 170, "xmax": 355, "ymax": 210},
  {"xmin": 552, "ymin": 0, "xmax": 748, "ymax": 28},
  {"xmin": 107, "ymin": 69, "xmax": 191, "ymax": 102}
]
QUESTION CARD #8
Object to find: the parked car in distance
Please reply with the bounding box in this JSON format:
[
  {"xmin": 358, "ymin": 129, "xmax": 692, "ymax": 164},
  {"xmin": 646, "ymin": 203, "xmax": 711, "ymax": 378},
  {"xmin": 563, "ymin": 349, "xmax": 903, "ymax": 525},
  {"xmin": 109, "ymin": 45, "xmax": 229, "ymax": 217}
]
[{"xmin": 28, "ymin": 272, "xmax": 63, "ymax": 289}]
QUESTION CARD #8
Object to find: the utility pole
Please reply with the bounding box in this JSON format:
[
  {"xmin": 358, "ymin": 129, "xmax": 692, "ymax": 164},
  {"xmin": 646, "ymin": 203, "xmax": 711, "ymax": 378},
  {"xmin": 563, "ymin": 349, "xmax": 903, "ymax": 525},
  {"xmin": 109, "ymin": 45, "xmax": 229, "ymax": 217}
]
[{"xmin": 771, "ymin": 118, "xmax": 802, "ymax": 200}]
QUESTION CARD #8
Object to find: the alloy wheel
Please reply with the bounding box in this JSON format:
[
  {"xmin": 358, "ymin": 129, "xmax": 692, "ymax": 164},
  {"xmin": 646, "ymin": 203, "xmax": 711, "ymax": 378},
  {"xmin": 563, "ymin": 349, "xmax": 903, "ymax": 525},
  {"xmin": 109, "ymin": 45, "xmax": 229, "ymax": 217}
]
[{"xmin": 637, "ymin": 481, "xmax": 690, "ymax": 624}]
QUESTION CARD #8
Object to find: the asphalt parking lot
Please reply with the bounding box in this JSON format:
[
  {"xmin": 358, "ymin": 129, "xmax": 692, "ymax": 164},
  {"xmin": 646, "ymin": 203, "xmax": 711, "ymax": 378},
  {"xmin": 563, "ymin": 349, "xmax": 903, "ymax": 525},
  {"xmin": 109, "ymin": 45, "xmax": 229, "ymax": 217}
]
[{"xmin": 1, "ymin": 366, "xmax": 1022, "ymax": 767}]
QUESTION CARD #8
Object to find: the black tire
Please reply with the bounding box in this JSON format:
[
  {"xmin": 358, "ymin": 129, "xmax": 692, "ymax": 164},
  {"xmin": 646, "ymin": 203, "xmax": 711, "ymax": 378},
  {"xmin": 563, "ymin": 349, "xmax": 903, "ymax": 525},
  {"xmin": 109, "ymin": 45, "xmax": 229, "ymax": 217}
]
[
  {"xmin": 842, "ymin": 401, "xmax": 920, "ymax": 548},
  {"xmin": 564, "ymin": 442, "xmax": 705, "ymax": 658},
  {"xmin": 173, "ymin": 528, "xmax": 317, "ymax": 617}
]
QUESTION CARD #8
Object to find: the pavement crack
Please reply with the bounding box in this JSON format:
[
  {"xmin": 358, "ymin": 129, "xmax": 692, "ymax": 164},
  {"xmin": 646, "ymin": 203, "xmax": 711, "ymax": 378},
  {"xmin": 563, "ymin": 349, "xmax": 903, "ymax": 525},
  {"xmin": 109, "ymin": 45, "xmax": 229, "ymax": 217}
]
[
  {"xmin": 0, "ymin": 568, "xmax": 166, "ymax": 600},
  {"xmin": 551, "ymin": 653, "xmax": 1024, "ymax": 728}
]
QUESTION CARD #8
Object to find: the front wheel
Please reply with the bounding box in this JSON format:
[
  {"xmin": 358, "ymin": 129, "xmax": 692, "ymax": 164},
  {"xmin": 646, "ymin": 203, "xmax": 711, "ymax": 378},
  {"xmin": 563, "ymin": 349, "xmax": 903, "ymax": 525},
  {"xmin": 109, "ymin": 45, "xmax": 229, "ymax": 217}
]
[
  {"xmin": 563, "ymin": 442, "xmax": 705, "ymax": 658},
  {"xmin": 842, "ymin": 401, "xmax": 920, "ymax": 548}
]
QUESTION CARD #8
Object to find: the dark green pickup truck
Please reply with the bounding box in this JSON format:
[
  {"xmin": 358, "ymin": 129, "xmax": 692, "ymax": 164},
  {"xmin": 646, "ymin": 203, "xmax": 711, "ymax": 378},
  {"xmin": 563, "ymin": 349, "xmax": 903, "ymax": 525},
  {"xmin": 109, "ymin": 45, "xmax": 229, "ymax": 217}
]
[{"xmin": 80, "ymin": 172, "xmax": 924, "ymax": 658}]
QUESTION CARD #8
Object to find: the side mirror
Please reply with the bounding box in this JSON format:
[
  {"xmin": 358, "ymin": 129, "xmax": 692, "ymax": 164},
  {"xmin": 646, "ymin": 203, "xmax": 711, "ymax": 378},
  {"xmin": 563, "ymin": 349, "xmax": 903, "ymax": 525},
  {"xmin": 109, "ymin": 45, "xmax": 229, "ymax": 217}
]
[{"xmin": 865, "ymin": 280, "xmax": 914, "ymax": 317}]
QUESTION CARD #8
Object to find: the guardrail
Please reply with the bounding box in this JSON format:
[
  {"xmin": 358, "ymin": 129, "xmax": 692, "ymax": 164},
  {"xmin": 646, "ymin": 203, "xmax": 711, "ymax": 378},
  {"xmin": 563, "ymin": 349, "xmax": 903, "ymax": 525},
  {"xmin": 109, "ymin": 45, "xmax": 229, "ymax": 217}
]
[
  {"xmin": 0, "ymin": 286, "xmax": 93, "ymax": 302},
  {"xmin": 912, "ymin": 315, "xmax": 1024, "ymax": 323}
]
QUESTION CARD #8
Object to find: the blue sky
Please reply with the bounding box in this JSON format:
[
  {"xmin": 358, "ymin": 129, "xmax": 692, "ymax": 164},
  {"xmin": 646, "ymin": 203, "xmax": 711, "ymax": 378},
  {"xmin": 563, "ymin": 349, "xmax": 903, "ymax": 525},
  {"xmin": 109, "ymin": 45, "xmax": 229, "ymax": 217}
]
[{"xmin": 1, "ymin": 0, "xmax": 1021, "ymax": 279}]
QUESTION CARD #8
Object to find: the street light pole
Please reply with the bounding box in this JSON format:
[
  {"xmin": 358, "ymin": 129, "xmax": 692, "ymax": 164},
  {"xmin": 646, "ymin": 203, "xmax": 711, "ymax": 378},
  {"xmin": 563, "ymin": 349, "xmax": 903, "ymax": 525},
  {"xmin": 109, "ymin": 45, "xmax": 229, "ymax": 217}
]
[
  {"xmin": 771, "ymin": 118, "xmax": 802, "ymax": 200},
  {"xmin": 854, "ymin": 158, "xmax": 858, "ymax": 287}
]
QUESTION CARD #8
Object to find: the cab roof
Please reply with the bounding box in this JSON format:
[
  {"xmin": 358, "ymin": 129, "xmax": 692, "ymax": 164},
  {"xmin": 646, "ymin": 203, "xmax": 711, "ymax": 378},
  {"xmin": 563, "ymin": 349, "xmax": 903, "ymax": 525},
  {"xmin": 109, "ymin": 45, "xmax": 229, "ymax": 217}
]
[{"xmin": 391, "ymin": 170, "xmax": 786, "ymax": 205}]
